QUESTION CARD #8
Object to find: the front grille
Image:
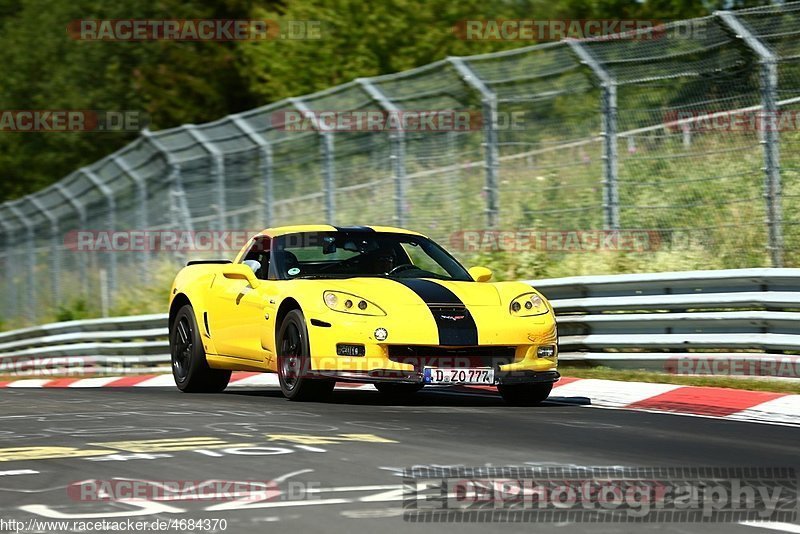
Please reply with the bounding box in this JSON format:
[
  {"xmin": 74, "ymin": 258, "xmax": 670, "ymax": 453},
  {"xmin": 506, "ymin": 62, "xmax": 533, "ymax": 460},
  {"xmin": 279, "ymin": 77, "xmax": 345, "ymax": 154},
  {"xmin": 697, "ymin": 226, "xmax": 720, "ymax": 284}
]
[{"xmin": 388, "ymin": 345, "xmax": 517, "ymax": 369}]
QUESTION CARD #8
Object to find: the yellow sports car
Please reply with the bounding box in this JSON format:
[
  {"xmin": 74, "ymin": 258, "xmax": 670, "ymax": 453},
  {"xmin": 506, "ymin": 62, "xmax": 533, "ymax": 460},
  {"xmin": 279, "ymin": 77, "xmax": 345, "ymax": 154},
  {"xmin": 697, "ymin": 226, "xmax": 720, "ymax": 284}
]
[{"xmin": 168, "ymin": 225, "xmax": 559, "ymax": 404}]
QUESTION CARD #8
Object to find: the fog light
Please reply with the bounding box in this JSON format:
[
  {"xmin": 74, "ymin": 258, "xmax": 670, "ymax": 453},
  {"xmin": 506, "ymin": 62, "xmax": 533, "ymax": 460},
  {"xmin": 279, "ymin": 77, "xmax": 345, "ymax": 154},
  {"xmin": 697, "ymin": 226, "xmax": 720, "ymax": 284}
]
[
  {"xmin": 358, "ymin": 300, "xmax": 368, "ymax": 310},
  {"xmin": 511, "ymin": 301, "xmax": 521, "ymax": 312},
  {"xmin": 374, "ymin": 328, "xmax": 388, "ymax": 341},
  {"xmin": 537, "ymin": 345, "xmax": 556, "ymax": 358}
]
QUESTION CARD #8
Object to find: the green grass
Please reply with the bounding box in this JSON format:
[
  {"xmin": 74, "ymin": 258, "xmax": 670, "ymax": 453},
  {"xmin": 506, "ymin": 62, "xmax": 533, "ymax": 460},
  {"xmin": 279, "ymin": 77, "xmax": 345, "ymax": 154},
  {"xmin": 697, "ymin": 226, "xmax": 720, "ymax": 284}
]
[{"xmin": 560, "ymin": 366, "xmax": 800, "ymax": 394}]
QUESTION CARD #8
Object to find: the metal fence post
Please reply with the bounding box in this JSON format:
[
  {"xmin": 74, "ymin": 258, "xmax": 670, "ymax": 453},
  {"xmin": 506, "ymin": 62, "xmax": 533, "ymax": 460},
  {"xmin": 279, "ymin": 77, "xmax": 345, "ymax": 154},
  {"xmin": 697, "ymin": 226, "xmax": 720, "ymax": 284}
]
[
  {"xmin": 142, "ymin": 129, "xmax": 193, "ymax": 268},
  {"xmin": 717, "ymin": 11, "xmax": 783, "ymax": 267},
  {"xmin": 449, "ymin": 57, "xmax": 499, "ymax": 229},
  {"xmin": 141, "ymin": 131, "xmax": 192, "ymax": 233},
  {"xmin": 567, "ymin": 40, "xmax": 620, "ymax": 231},
  {"xmin": 290, "ymin": 97, "xmax": 336, "ymax": 224},
  {"xmin": 231, "ymin": 116, "xmax": 274, "ymax": 227},
  {"xmin": 357, "ymin": 78, "xmax": 408, "ymax": 227},
  {"xmin": 54, "ymin": 183, "xmax": 89, "ymax": 297},
  {"xmin": 6, "ymin": 202, "xmax": 36, "ymax": 322},
  {"xmin": 81, "ymin": 168, "xmax": 117, "ymax": 305},
  {"xmin": 321, "ymin": 133, "xmax": 335, "ymax": 224},
  {"xmin": 761, "ymin": 60, "xmax": 783, "ymax": 267},
  {"xmin": 0, "ymin": 215, "xmax": 19, "ymax": 322},
  {"xmin": 184, "ymin": 126, "xmax": 226, "ymax": 231},
  {"xmin": 112, "ymin": 154, "xmax": 150, "ymax": 283},
  {"xmin": 26, "ymin": 195, "xmax": 61, "ymax": 306}
]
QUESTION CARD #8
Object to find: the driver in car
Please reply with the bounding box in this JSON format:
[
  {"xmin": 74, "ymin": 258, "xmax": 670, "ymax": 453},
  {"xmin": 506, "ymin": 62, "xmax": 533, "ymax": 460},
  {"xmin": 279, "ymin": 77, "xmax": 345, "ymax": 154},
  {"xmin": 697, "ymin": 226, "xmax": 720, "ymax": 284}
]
[{"xmin": 374, "ymin": 248, "xmax": 397, "ymax": 274}]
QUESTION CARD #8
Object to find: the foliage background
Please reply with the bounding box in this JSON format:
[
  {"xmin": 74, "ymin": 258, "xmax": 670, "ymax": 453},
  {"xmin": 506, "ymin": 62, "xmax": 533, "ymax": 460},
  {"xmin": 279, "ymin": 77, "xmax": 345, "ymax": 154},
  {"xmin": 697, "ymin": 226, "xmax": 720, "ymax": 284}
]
[{"xmin": 0, "ymin": 0, "xmax": 770, "ymax": 202}]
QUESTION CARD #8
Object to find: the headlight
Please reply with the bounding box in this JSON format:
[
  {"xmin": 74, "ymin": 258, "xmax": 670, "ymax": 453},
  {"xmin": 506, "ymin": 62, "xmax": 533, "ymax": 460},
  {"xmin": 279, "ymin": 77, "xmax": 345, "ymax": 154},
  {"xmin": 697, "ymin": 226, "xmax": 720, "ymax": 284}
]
[
  {"xmin": 323, "ymin": 291, "xmax": 386, "ymax": 316},
  {"xmin": 509, "ymin": 292, "xmax": 549, "ymax": 316}
]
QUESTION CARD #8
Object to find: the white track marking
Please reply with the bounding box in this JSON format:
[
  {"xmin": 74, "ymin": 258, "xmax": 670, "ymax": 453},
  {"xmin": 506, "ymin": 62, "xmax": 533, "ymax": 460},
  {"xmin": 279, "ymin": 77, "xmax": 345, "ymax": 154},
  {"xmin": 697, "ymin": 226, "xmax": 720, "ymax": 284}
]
[
  {"xmin": 133, "ymin": 375, "xmax": 174, "ymax": 387},
  {"xmin": 294, "ymin": 445, "xmax": 326, "ymax": 453},
  {"xmin": 228, "ymin": 374, "xmax": 280, "ymax": 387},
  {"xmin": 548, "ymin": 378, "xmax": 682, "ymax": 407},
  {"xmin": 7, "ymin": 379, "xmax": 51, "ymax": 388},
  {"xmin": 273, "ymin": 469, "xmax": 314, "ymax": 484},
  {"xmin": 739, "ymin": 522, "xmax": 800, "ymax": 533},
  {"xmin": 21, "ymin": 499, "xmax": 184, "ymax": 518},
  {"xmin": 305, "ymin": 485, "xmax": 399, "ymax": 494},
  {"xmin": 68, "ymin": 377, "xmax": 123, "ymax": 388},
  {"xmin": 0, "ymin": 469, "xmax": 38, "ymax": 476},
  {"xmin": 726, "ymin": 396, "xmax": 800, "ymax": 426}
]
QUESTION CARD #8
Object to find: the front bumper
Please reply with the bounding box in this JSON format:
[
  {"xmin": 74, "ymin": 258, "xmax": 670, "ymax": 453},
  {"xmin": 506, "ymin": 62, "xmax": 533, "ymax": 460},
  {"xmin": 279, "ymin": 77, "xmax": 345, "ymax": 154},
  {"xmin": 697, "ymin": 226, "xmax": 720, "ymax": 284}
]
[
  {"xmin": 304, "ymin": 304, "xmax": 559, "ymax": 383},
  {"xmin": 306, "ymin": 344, "xmax": 558, "ymax": 383},
  {"xmin": 306, "ymin": 368, "xmax": 561, "ymax": 385}
]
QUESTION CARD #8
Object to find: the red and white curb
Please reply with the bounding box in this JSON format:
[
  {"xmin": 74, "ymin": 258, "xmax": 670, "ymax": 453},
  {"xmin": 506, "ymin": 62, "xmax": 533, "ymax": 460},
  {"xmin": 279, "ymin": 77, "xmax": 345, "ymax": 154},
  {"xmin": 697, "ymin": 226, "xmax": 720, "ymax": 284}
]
[
  {"xmin": 545, "ymin": 377, "xmax": 800, "ymax": 427},
  {"xmin": 0, "ymin": 373, "xmax": 797, "ymax": 427}
]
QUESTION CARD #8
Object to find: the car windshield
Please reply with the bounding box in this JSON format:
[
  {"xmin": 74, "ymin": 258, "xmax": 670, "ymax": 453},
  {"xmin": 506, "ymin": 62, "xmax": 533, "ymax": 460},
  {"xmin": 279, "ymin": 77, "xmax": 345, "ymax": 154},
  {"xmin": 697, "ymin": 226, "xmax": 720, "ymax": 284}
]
[{"xmin": 272, "ymin": 231, "xmax": 472, "ymax": 281}]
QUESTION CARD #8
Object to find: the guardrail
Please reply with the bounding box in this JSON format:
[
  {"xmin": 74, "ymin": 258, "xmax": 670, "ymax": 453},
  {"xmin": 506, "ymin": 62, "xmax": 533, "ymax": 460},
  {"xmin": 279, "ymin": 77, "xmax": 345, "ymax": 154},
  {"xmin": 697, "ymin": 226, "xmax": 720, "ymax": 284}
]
[
  {"xmin": 530, "ymin": 268, "xmax": 800, "ymax": 377},
  {"xmin": 1, "ymin": 268, "xmax": 799, "ymax": 378},
  {"xmin": 0, "ymin": 314, "xmax": 170, "ymax": 376}
]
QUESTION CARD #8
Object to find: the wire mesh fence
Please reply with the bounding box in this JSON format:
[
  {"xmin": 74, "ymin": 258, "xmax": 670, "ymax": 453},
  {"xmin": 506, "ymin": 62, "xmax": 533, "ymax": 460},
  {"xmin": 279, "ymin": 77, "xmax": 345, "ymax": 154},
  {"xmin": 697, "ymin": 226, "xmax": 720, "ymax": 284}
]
[{"xmin": 2, "ymin": 4, "xmax": 800, "ymax": 326}]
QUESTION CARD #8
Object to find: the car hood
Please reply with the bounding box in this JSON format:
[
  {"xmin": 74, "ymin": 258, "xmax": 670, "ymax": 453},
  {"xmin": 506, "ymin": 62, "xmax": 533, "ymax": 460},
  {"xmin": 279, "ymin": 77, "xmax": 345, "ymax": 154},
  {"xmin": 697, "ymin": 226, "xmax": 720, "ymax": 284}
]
[{"xmin": 307, "ymin": 277, "xmax": 502, "ymax": 306}]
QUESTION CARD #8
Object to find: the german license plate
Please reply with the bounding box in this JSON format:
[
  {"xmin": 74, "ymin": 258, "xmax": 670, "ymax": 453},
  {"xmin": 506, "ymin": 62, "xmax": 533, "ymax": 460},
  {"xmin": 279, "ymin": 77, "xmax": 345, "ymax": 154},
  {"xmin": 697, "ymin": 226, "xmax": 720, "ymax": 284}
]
[{"xmin": 423, "ymin": 368, "xmax": 494, "ymax": 385}]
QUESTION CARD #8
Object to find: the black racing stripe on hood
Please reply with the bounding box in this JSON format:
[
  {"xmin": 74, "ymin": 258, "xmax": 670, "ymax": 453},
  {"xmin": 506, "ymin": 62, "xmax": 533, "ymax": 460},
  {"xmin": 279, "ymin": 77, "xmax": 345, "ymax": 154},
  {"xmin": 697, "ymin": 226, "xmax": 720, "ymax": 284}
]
[
  {"xmin": 392, "ymin": 278, "xmax": 459, "ymax": 305},
  {"xmin": 332, "ymin": 225, "xmax": 375, "ymax": 232},
  {"xmin": 392, "ymin": 279, "xmax": 478, "ymax": 346}
]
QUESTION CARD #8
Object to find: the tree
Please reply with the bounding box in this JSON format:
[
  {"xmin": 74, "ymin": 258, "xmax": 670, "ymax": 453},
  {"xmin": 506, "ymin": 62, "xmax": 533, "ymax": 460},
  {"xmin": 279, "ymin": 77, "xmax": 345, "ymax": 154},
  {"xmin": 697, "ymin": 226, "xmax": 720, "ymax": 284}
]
[{"xmin": 0, "ymin": 0, "xmax": 260, "ymax": 201}]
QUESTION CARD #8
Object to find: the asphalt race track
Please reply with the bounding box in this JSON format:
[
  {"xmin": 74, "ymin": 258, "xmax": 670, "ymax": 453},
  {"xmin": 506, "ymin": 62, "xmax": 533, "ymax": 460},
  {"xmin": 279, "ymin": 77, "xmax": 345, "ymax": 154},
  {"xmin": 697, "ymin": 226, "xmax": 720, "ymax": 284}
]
[{"xmin": 0, "ymin": 385, "xmax": 798, "ymax": 534}]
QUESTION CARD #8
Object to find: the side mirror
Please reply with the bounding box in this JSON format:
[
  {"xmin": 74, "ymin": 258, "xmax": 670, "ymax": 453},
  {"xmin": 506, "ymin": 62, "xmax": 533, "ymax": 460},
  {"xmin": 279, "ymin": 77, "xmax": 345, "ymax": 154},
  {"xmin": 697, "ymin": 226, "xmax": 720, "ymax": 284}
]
[
  {"xmin": 243, "ymin": 259, "xmax": 261, "ymax": 274},
  {"xmin": 221, "ymin": 263, "xmax": 261, "ymax": 288},
  {"xmin": 468, "ymin": 266, "xmax": 493, "ymax": 283}
]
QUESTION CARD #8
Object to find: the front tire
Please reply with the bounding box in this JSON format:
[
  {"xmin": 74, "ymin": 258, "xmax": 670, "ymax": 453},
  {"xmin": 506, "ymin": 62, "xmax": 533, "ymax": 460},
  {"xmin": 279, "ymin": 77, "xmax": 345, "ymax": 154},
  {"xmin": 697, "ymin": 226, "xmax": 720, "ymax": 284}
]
[
  {"xmin": 497, "ymin": 383, "xmax": 552, "ymax": 406},
  {"xmin": 277, "ymin": 309, "xmax": 335, "ymax": 401},
  {"xmin": 170, "ymin": 305, "xmax": 231, "ymax": 393}
]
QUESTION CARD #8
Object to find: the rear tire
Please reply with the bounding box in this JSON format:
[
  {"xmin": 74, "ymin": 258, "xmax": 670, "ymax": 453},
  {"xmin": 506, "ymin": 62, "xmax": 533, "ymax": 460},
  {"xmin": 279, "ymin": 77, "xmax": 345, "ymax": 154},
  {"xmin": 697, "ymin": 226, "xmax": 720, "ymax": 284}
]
[
  {"xmin": 374, "ymin": 383, "xmax": 424, "ymax": 397},
  {"xmin": 170, "ymin": 305, "xmax": 231, "ymax": 393},
  {"xmin": 497, "ymin": 383, "xmax": 552, "ymax": 406},
  {"xmin": 277, "ymin": 309, "xmax": 335, "ymax": 401}
]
